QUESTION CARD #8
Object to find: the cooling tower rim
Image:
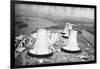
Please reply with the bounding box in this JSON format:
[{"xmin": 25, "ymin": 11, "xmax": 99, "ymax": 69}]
[
  {"xmin": 61, "ymin": 32, "xmax": 65, "ymax": 34},
  {"xmin": 61, "ymin": 48, "xmax": 82, "ymax": 53},
  {"xmin": 27, "ymin": 51, "xmax": 53, "ymax": 58},
  {"xmin": 62, "ymin": 35, "xmax": 69, "ymax": 38}
]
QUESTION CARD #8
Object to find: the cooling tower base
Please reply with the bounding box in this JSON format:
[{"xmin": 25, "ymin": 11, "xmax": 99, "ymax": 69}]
[
  {"xmin": 61, "ymin": 48, "xmax": 82, "ymax": 53},
  {"xmin": 62, "ymin": 36, "xmax": 69, "ymax": 38},
  {"xmin": 61, "ymin": 32, "xmax": 65, "ymax": 35},
  {"xmin": 27, "ymin": 51, "xmax": 53, "ymax": 58}
]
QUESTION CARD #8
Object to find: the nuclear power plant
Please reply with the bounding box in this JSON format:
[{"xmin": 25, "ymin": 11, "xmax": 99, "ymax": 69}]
[
  {"xmin": 14, "ymin": 20, "xmax": 94, "ymax": 66},
  {"xmin": 15, "ymin": 22, "xmax": 81, "ymax": 58},
  {"xmin": 14, "ymin": 2, "xmax": 95, "ymax": 67}
]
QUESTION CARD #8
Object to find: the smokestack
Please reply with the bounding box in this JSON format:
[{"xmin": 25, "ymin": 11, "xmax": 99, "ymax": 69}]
[
  {"xmin": 61, "ymin": 30, "xmax": 81, "ymax": 53},
  {"xmin": 27, "ymin": 29, "xmax": 53, "ymax": 58}
]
